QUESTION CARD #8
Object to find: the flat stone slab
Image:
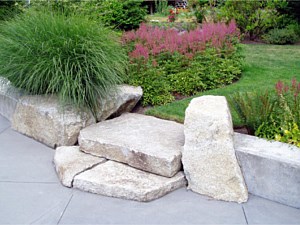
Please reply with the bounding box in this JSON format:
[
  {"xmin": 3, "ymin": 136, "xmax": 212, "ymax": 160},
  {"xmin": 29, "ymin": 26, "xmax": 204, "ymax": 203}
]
[
  {"xmin": 54, "ymin": 146, "xmax": 106, "ymax": 187},
  {"xmin": 96, "ymin": 85, "xmax": 142, "ymax": 122},
  {"xmin": 12, "ymin": 95, "xmax": 95, "ymax": 148},
  {"xmin": 73, "ymin": 161, "xmax": 187, "ymax": 202},
  {"xmin": 182, "ymin": 96, "xmax": 248, "ymax": 203},
  {"xmin": 234, "ymin": 132, "xmax": 300, "ymax": 208},
  {"xmin": 79, "ymin": 113, "xmax": 184, "ymax": 177},
  {"xmin": 0, "ymin": 77, "xmax": 23, "ymax": 121}
]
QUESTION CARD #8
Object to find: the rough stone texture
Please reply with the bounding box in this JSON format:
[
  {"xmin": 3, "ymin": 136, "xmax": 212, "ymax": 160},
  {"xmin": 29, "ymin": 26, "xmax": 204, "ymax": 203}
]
[
  {"xmin": 96, "ymin": 85, "xmax": 142, "ymax": 122},
  {"xmin": 79, "ymin": 113, "xmax": 184, "ymax": 177},
  {"xmin": 73, "ymin": 161, "xmax": 187, "ymax": 202},
  {"xmin": 0, "ymin": 77, "xmax": 23, "ymax": 121},
  {"xmin": 234, "ymin": 132, "xmax": 300, "ymax": 208},
  {"xmin": 182, "ymin": 96, "xmax": 248, "ymax": 203},
  {"xmin": 12, "ymin": 95, "xmax": 95, "ymax": 148},
  {"xmin": 54, "ymin": 146, "xmax": 106, "ymax": 187}
]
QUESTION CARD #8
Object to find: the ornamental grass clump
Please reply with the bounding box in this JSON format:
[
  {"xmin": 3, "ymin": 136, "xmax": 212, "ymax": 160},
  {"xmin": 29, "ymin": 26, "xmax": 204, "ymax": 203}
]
[{"xmin": 0, "ymin": 9, "xmax": 127, "ymax": 115}]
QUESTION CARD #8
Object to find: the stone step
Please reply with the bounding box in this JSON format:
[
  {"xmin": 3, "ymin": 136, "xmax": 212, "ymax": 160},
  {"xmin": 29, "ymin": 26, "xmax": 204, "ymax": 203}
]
[
  {"xmin": 54, "ymin": 146, "xmax": 106, "ymax": 187},
  {"xmin": 73, "ymin": 160, "xmax": 187, "ymax": 202},
  {"xmin": 79, "ymin": 113, "xmax": 184, "ymax": 177}
]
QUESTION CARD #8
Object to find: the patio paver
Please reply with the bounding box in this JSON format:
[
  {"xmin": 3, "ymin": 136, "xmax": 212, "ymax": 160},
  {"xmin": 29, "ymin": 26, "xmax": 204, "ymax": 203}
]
[{"xmin": 0, "ymin": 115, "xmax": 299, "ymax": 224}]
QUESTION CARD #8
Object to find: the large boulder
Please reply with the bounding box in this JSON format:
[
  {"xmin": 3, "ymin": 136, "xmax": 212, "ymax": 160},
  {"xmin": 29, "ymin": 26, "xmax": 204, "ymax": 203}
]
[
  {"xmin": 12, "ymin": 95, "xmax": 95, "ymax": 148},
  {"xmin": 73, "ymin": 160, "xmax": 187, "ymax": 202},
  {"xmin": 0, "ymin": 77, "xmax": 23, "ymax": 121},
  {"xmin": 54, "ymin": 146, "xmax": 106, "ymax": 187},
  {"xmin": 79, "ymin": 113, "xmax": 184, "ymax": 177},
  {"xmin": 96, "ymin": 85, "xmax": 142, "ymax": 122},
  {"xmin": 182, "ymin": 96, "xmax": 248, "ymax": 203},
  {"xmin": 234, "ymin": 132, "xmax": 300, "ymax": 208}
]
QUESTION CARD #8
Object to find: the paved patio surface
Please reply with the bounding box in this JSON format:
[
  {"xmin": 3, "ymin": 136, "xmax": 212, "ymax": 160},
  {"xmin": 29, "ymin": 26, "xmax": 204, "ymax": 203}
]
[{"xmin": 0, "ymin": 115, "xmax": 299, "ymax": 224}]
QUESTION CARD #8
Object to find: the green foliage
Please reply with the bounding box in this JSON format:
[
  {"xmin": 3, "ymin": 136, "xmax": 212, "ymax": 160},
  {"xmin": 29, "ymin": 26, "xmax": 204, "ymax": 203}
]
[
  {"xmin": 0, "ymin": 0, "xmax": 24, "ymax": 21},
  {"xmin": 230, "ymin": 91, "xmax": 275, "ymax": 135},
  {"xmin": 275, "ymin": 122, "xmax": 300, "ymax": 147},
  {"xmin": 0, "ymin": 9, "xmax": 127, "ymax": 115},
  {"xmin": 126, "ymin": 65, "xmax": 174, "ymax": 106},
  {"xmin": 100, "ymin": 0, "xmax": 147, "ymax": 30},
  {"xmin": 220, "ymin": 0, "xmax": 286, "ymax": 40},
  {"xmin": 263, "ymin": 27, "xmax": 299, "ymax": 45},
  {"xmin": 127, "ymin": 48, "xmax": 242, "ymax": 106},
  {"xmin": 155, "ymin": 0, "xmax": 169, "ymax": 16},
  {"xmin": 231, "ymin": 79, "xmax": 300, "ymax": 146}
]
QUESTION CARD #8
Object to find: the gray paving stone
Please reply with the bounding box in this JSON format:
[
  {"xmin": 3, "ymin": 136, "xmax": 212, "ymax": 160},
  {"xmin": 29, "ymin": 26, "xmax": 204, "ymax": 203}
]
[
  {"xmin": 0, "ymin": 128, "xmax": 57, "ymax": 182},
  {"xmin": 79, "ymin": 113, "xmax": 184, "ymax": 177},
  {"xmin": 0, "ymin": 182, "xmax": 72, "ymax": 225},
  {"xmin": 243, "ymin": 195, "xmax": 300, "ymax": 224},
  {"xmin": 73, "ymin": 161, "xmax": 186, "ymax": 202},
  {"xmin": 59, "ymin": 188, "xmax": 247, "ymax": 224},
  {"xmin": 0, "ymin": 115, "xmax": 10, "ymax": 133}
]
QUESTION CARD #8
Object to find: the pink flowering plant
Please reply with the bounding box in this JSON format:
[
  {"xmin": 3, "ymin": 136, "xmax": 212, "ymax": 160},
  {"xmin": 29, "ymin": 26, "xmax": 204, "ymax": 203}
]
[{"xmin": 122, "ymin": 21, "xmax": 242, "ymax": 106}]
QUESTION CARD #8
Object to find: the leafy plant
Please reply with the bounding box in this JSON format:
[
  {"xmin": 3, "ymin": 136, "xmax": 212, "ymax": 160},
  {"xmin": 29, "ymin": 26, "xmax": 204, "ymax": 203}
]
[
  {"xmin": 0, "ymin": 9, "xmax": 127, "ymax": 115},
  {"xmin": 230, "ymin": 91, "xmax": 275, "ymax": 135},
  {"xmin": 220, "ymin": 0, "xmax": 287, "ymax": 40},
  {"xmin": 100, "ymin": 0, "xmax": 147, "ymax": 31},
  {"xmin": 262, "ymin": 27, "xmax": 299, "ymax": 45},
  {"xmin": 155, "ymin": 0, "xmax": 169, "ymax": 16},
  {"xmin": 123, "ymin": 22, "xmax": 242, "ymax": 106},
  {"xmin": 231, "ymin": 78, "xmax": 300, "ymax": 147}
]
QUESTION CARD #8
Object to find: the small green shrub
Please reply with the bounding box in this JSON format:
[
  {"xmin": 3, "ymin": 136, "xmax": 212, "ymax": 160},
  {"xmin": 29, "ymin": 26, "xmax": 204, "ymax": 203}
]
[
  {"xmin": 0, "ymin": 9, "xmax": 127, "ymax": 115},
  {"xmin": 126, "ymin": 66, "xmax": 174, "ymax": 106},
  {"xmin": 220, "ymin": 0, "xmax": 286, "ymax": 40},
  {"xmin": 230, "ymin": 78, "xmax": 300, "ymax": 147},
  {"xmin": 263, "ymin": 28, "xmax": 299, "ymax": 45},
  {"xmin": 100, "ymin": 0, "xmax": 147, "ymax": 30},
  {"xmin": 230, "ymin": 91, "xmax": 275, "ymax": 135}
]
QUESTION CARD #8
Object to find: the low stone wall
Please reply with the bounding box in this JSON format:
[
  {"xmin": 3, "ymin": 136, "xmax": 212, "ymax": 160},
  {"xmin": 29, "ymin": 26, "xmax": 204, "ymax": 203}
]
[
  {"xmin": 0, "ymin": 77, "xmax": 23, "ymax": 121},
  {"xmin": 234, "ymin": 133, "xmax": 300, "ymax": 208}
]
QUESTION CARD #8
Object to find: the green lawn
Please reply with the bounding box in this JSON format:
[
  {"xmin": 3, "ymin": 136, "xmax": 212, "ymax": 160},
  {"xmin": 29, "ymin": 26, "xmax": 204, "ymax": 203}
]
[{"xmin": 145, "ymin": 44, "xmax": 300, "ymax": 125}]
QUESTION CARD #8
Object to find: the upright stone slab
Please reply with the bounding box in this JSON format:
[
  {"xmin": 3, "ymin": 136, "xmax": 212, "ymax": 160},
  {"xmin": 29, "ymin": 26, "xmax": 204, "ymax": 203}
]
[
  {"xmin": 182, "ymin": 96, "xmax": 248, "ymax": 203},
  {"xmin": 0, "ymin": 77, "xmax": 23, "ymax": 121},
  {"xmin": 54, "ymin": 146, "xmax": 106, "ymax": 187},
  {"xmin": 79, "ymin": 113, "xmax": 184, "ymax": 177},
  {"xmin": 96, "ymin": 85, "xmax": 143, "ymax": 122},
  {"xmin": 73, "ymin": 161, "xmax": 187, "ymax": 202},
  {"xmin": 12, "ymin": 95, "xmax": 95, "ymax": 148},
  {"xmin": 234, "ymin": 132, "xmax": 300, "ymax": 208}
]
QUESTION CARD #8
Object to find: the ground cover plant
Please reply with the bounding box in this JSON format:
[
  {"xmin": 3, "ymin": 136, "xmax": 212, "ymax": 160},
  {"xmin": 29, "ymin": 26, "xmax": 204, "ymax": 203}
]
[
  {"xmin": 122, "ymin": 21, "xmax": 242, "ymax": 106},
  {"xmin": 0, "ymin": 8, "xmax": 127, "ymax": 115},
  {"xmin": 146, "ymin": 44, "xmax": 300, "ymax": 124}
]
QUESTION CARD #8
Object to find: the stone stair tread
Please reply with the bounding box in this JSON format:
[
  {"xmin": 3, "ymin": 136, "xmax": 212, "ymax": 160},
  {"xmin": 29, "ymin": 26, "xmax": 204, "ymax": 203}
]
[
  {"xmin": 79, "ymin": 113, "xmax": 184, "ymax": 177},
  {"xmin": 73, "ymin": 160, "xmax": 187, "ymax": 202}
]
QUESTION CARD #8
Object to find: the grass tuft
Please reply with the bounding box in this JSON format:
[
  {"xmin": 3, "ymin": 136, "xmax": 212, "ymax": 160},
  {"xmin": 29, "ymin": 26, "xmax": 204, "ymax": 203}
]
[{"xmin": 0, "ymin": 9, "xmax": 128, "ymax": 115}]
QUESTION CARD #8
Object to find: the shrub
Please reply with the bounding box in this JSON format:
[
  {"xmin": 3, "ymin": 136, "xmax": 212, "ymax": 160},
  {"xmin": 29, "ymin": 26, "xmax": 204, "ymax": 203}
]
[
  {"xmin": 0, "ymin": 9, "xmax": 127, "ymax": 115},
  {"xmin": 230, "ymin": 91, "xmax": 275, "ymax": 135},
  {"xmin": 100, "ymin": 0, "xmax": 147, "ymax": 30},
  {"xmin": 231, "ymin": 78, "xmax": 300, "ymax": 147},
  {"xmin": 123, "ymin": 22, "xmax": 242, "ymax": 105},
  {"xmin": 220, "ymin": 0, "xmax": 286, "ymax": 40},
  {"xmin": 262, "ymin": 28, "xmax": 299, "ymax": 45}
]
